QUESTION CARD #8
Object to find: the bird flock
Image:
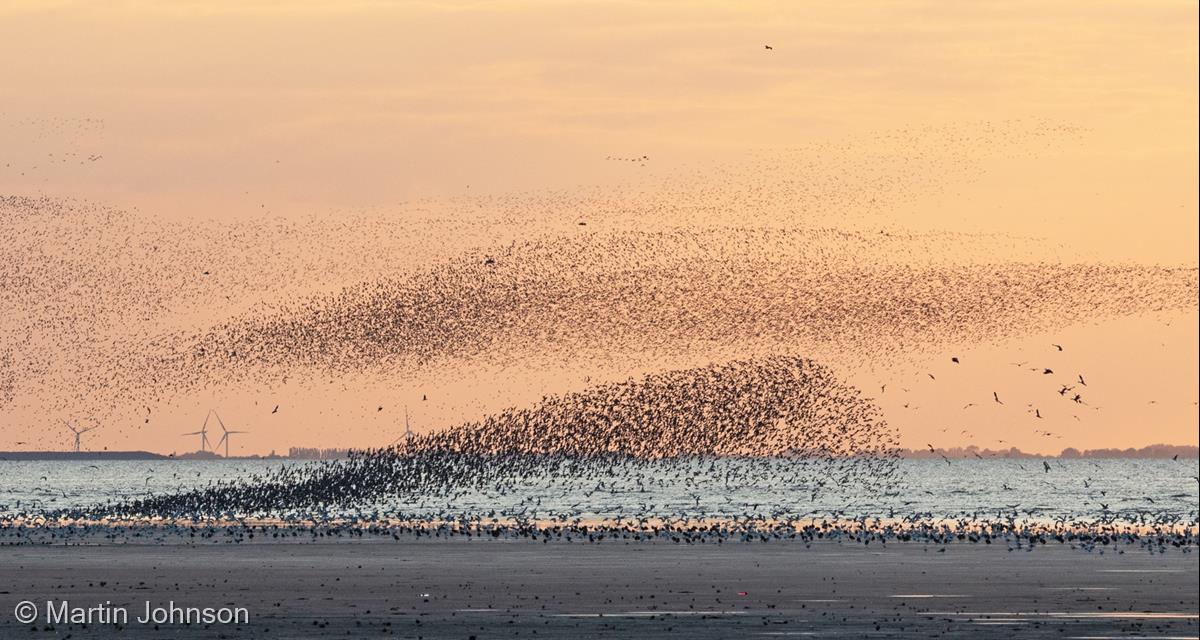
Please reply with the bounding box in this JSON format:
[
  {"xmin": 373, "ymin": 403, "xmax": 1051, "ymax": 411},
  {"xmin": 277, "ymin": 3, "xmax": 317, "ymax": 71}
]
[
  {"xmin": 15, "ymin": 358, "xmax": 1197, "ymax": 553},
  {"xmin": 1, "ymin": 117, "xmax": 1196, "ymax": 551},
  {"xmin": 43, "ymin": 357, "xmax": 897, "ymax": 517}
]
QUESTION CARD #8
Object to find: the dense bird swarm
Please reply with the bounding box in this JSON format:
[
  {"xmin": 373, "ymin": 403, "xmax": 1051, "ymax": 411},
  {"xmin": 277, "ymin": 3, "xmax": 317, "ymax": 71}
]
[
  {"xmin": 59, "ymin": 357, "xmax": 898, "ymax": 518},
  {"xmin": 1, "ymin": 120, "xmax": 1196, "ymax": 550}
]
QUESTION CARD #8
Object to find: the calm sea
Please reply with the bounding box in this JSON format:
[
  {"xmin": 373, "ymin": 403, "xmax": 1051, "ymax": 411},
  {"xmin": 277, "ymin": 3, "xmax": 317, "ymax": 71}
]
[{"xmin": 1, "ymin": 458, "xmax": 1196, "ymax": 522}]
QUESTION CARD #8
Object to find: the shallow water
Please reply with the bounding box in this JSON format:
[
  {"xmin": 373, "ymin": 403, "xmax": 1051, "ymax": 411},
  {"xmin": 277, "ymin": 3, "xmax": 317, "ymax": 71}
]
[{"xmin": 2, "ymin": 458, "xmax": 1195, "ymax": 523}]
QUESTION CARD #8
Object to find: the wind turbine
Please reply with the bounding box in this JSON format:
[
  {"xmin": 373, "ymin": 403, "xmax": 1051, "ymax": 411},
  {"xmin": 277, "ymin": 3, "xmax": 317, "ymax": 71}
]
[
  {"xmin": 182, "ymin": 412, "xmax": 214, "ymax": 453},
  {"xmin": 210, "ymin": 411, "xmax": 248, "ymax": 458},
  {"xmin": 62, "ymin": 420, "xmax": 98, "ymax": 453},
  {"xmin": 389, "ymin": 405, "xmax": 416, "ymax": 449}
]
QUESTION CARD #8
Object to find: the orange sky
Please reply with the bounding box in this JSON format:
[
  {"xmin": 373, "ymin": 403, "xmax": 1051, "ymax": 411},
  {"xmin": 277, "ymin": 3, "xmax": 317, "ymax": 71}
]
[{"xmin": 1, "ymin": 0, "xmax": 1196, "ymax": 454}]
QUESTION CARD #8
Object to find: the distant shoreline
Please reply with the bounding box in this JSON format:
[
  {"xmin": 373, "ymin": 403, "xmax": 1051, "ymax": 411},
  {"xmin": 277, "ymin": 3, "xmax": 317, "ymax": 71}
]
[
  {"xmin": 0, "ymin": 451, "xmax": 284, "ymax": 461},
  {"xmin": 0, "ymin": 451, "xmax": 168, "ymax": 461},
  {"xmin": 1, "ymin": 443, "xmax": 1195, "ymax": 461},
  {"xmin": 897, "ymin": 443, "xmax": 1198, "ymax": 460}
]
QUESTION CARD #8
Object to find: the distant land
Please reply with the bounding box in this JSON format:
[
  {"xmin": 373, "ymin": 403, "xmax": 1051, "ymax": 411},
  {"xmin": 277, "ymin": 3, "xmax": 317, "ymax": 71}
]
[
  {"xmin": 0, "ymin": 450, "xmax": 167, "ymax": 461},
  {"xmin": 899, "ymin": 443, "xmax": 1198, "ymax": 460},
  {"xmin": 0, "ymin": 447, "xmax": 348, "ymax": 461},
  {"xmin": 1, "ymin": 445, "xmax": 1194, "ymax": 461}
]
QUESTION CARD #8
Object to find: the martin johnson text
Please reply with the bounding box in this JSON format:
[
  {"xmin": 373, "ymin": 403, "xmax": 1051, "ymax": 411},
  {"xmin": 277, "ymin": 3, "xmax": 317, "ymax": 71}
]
[{"xmin": 15, "ymin": 600, "xmax": 250, "ymax": 625}]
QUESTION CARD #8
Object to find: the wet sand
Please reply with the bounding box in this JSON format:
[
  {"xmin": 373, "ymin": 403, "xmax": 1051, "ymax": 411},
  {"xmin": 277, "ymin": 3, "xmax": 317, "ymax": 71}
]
[{"xmin": 1, "ymin": 541, "xmax": 1196, "ymax": 638}]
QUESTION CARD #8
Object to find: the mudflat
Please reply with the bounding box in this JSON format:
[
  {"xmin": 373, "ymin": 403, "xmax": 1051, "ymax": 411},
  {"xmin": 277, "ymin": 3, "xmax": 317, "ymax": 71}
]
[{"xmin": 1, "ymin": 541, "xmax": 1196, "ymax": 639}]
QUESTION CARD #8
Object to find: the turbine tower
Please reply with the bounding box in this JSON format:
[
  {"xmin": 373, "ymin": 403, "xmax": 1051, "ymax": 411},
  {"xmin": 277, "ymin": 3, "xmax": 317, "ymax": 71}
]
[
  {"xmin": 210, "ymin": 410, "xmax": 248, "ymax": 458},
  {"xmin": 405, "ymin": 405, "xmax": 413, "ymax": 444},
  {"xmin": 62, "ymin": 420, "xmax": 98, "ymax": 453}
]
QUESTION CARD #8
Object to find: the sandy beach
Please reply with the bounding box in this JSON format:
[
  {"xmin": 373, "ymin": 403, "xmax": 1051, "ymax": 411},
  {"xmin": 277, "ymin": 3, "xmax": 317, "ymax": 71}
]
[{"xmin": 2, "ymin": 541, "xmax": 1196, "ymax": 639}]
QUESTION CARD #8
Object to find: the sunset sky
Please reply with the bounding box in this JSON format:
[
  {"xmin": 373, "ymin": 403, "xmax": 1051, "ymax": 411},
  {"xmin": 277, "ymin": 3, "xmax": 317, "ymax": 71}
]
[{"xmin": 1, "ymin": 0, "xmax": 1196, "ymax": 454}]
